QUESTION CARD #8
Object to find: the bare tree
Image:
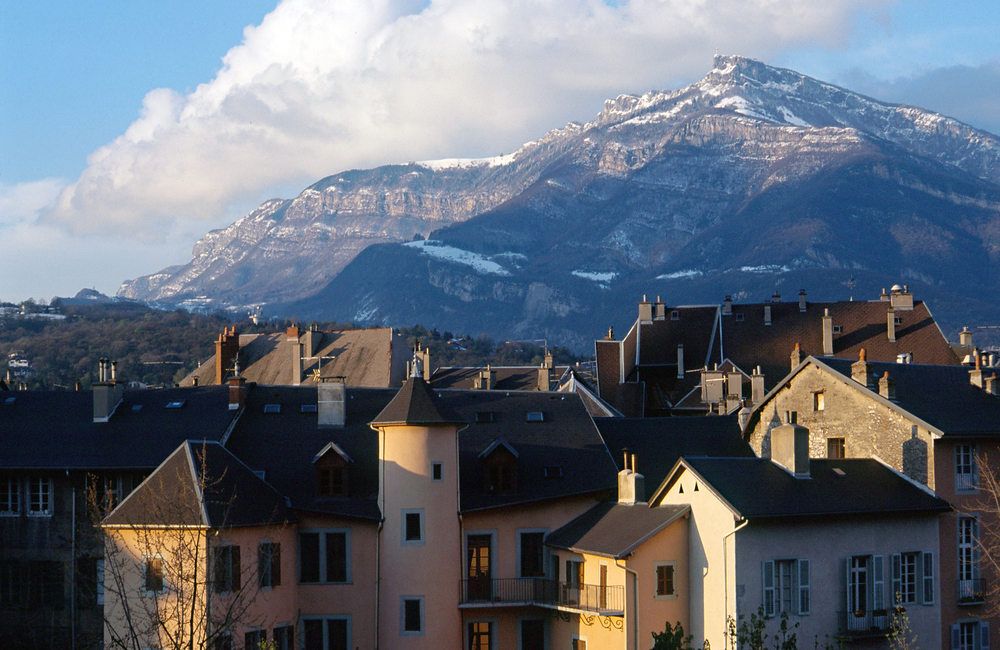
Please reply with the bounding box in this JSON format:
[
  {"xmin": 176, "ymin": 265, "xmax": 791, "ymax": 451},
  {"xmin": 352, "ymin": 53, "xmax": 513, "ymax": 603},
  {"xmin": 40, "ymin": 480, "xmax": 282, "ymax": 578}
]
[
  {"xmin": 969, "ymin": 452, "xmax": 1000, "ymax": 617},
  {"xmin": 91, "ymin": 442, "xmax": 284, "ymax": 650}
]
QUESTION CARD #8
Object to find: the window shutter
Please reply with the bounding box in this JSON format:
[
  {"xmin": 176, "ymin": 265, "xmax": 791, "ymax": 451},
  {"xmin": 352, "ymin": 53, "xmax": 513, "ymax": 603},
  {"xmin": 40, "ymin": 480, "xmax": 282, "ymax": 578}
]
[
  {"xmin": 952, "ymin": 625, "xmax": 961, "ymax": 650},
  {"xmin": 974, "ymin": 519, "xmax": 982, "ymax": 570},
  {"xmin": 844, "ymin": 558, "xmax": 851, "ymax": 612},
  {"xmin": 763, "ymin": 560, "xmax": 775, "ymax": 617},
  {"xmin": 798, "ymin": 559, "xmax": 810, "ymax": 615},
  {"xmin": 873, "ymin": 555, "xmax": 884, "ymax": 610},
  {"xmin": 982, "ymin": 622, "xmax": 991, "ymax": 650},
  {"xmin": 272, "ymin": 544, "xmax": 281, "ymax": 586},
  {"xmin": 922, "ymin": 552, "xmax": 933, "ymax": 604},
  {"xmin": 231, "ymin": 546, "xmax": 241, "ymax": 591},
  {"xmin": 891, "ymin": 554, "xmax": 901, "ymax": 605}
]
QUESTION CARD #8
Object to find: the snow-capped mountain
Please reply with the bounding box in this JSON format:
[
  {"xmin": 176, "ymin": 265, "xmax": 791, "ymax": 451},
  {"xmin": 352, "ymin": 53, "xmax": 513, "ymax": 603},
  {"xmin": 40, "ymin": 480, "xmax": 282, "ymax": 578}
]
[{"xmin": 119, "ymin": 56, "xmax": 1000, "ymax": 349}]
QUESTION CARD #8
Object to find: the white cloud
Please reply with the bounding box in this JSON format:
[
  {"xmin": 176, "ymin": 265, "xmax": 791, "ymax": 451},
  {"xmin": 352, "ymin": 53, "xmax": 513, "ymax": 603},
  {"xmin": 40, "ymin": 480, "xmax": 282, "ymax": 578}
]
[{"xmin": 41, "ymin": 0, "xmax": 891, "ymax": 243}]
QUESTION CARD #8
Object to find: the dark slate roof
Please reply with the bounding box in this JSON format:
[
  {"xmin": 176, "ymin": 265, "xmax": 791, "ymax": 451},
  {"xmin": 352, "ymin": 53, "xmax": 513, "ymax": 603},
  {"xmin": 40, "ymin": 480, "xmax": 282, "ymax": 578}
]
[
  {"xmin": 430, "ymin": 366, "xmax": 570, "ymax": 391},
  {"xmin": 370, "ymin": 376, "xmax": 466, "ymax": 426},
  {"xmin": 104, "ymin": 441, "xmax": 293, "ymax": 528},
  {"xmin": 444, "ymin": 390, "xmax": 618, "ymax": 512},
  {"xmin": 712, "ymin": 300, "xmax": 957, "ymax": 391},
  {"xmin": 817, "ymin": 358, "xmax": 1000, "ymax": 437},
  {"xmin": 596, "ymin": 415, "xmax": 754, "ymax": 494},
  {"xmin": 545, "ymin": 501, "xmax": 689, "ymax": 558},
  {"xmin": 0, "ymin": 386, "xmax": 238, "ymax": 470},
  {"xmin": 223, "ymin": 386, "xmax": 395, "ymax": 520},
  {"xmin": 660, "ymin": 457, "xmax": 950, "ymax": 519}
]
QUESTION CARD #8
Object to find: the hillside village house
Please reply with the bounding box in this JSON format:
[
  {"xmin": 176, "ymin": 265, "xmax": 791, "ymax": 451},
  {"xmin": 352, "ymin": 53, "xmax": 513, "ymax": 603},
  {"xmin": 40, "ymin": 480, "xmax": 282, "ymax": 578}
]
[
  {"xmin": 653, "ymin": 420, "xmax": 950, "ymax": 650},
  {"xmin": 595, "ymin": 287, "xmax": 959, "ymax": 417},
  {"xmin": 744, "ymin": 353, "xmax": 1000, "ymax": 650}
]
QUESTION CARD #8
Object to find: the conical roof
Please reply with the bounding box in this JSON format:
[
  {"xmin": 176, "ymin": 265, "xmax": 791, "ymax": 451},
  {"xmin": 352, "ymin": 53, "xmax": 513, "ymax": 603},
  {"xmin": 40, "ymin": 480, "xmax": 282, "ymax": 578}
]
[{"xmin": 370, "ymin": 376, "xmax": 465, "ymax": 426}]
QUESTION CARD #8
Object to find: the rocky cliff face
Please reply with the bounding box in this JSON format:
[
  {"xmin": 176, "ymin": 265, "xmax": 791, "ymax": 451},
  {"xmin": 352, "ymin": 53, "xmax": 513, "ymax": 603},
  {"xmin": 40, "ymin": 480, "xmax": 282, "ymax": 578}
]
[{"xmin": 119, "ymin": 56, "xmax": 1000, "ymax": 349}]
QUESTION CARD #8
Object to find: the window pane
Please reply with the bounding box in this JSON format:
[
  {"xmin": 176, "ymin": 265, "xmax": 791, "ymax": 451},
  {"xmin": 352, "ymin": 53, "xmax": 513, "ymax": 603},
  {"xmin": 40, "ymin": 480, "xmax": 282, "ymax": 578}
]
[
  {"xmin": 300, "ymin": 533, "xmax": 320, "ymax": 583},
  {"xmin": 405, "ymin": 513, "xmax": 421, "ymax": 541},
  {"xmin": 326, "ymin": 532, "xmax": 347, "ymax": 583},
  {"xmin": 303, "ymin": 620, "xmax": 323, "ymax": 650},
  {"xmin": 404, "ymin": 599, "xmax": 421, "ymax": 632},
  {"xmin": 328, "ymin": 619, "xmax": 348, "ymax": 650},
  {"xmin": 520, "ymin": 533, "xmax": 544, "ymax": 577}
]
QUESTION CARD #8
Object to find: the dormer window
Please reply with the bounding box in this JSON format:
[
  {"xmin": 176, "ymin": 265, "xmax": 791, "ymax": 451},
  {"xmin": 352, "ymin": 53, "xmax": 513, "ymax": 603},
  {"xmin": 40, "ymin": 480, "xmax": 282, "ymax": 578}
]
[
  {"xmin": 671, "ymin": 311, "xmax": 680, "ymax": 320},
  {"xmin": 480, "ymin": 439, "xmax": 519, "ymax": 495},
  {"xmin": 313, "ymin": 442, "xmax": 352, "ymax": 499},
  {"xmin": 525, "ymin": 411, "xmax": 545, "ymax": 423}
]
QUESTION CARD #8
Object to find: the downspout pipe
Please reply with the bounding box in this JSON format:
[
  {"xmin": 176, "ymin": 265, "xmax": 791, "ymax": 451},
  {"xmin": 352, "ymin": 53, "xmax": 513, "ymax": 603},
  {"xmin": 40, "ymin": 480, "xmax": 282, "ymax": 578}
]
[
  {"xmin": 723, "ymin": 518, "xmax": 750, "ymax": 646},
  {"xmin": 616, "ymin": 558, "xmax": 639, "ymax": 650}
]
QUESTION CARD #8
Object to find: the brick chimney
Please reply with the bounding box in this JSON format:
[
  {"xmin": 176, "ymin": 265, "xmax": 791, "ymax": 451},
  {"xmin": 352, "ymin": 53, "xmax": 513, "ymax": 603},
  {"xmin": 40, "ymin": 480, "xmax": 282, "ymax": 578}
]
[
  {"xmin": 822, "ymin": 309, "xmax": 833, "ymax": 356},
  {"xmin": 852, "ymin": 349, "xmax": 873, "ymax": 388},
  {"xmin": 887, "ymin": 307, "xmax": 896, "ymax": 343},
  {"xmin": 93, "ymin": 358, "xmax": 124, "ymax": 423},
  {"xmin": 879, "ymin": 371, "xmax": 896, "ymax": 401},
  {"xmin": 770, "ymin": 416, "xmax": 810, "ymax": 477},
  {"xmin": 228, "ymin": 376, "xmax": 247, "ymax": 411},
  {"xmin": 618, "ymin": 452, "xmax": 645, "ymax": 505},
  {"xmin": 798, "ymin": 289, "xmax": 807, "ymax": 312},
  {"xmin": 638, "ymin": 295, "xmax": 653, "ymax": 324},
  {"xmin": 790, "ymin": 343, "xmax": 803, "ymax": 371},
  {"xmin": 215, "ymin": 327, "xmax": 240, "ymax": 385},
  {"xmin": 318, "ymin": 376, "xmax": 346, "ymax": 428}
]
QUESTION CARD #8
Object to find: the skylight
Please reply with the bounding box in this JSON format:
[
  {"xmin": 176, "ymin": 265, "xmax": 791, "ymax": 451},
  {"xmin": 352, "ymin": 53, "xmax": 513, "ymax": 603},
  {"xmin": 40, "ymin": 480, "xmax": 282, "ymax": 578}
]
[
  {"xmin": 165, "ymin": 400, "xmax": 185, "ymax": 409},
  {"xmin": 263, "ymin": 404, "xmax": 281, "ymax": 414},
  {"xmin": 301, "ymin": 404, "xmax": 318, "ymax": 413},
  {"xmin": 525, "ymin": 411, "xmax": 545, "ymax": 422}
]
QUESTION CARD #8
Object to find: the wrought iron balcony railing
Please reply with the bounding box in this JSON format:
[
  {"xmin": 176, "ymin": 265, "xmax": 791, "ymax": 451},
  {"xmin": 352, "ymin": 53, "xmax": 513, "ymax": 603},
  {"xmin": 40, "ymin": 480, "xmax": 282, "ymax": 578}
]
[
  {"xmin": 460, "ymin": 577, "xmax": 624, "ymax": 615},
  {"xmin": 837, "ymin": 609, "xmax": 897, "ymax": 638}
]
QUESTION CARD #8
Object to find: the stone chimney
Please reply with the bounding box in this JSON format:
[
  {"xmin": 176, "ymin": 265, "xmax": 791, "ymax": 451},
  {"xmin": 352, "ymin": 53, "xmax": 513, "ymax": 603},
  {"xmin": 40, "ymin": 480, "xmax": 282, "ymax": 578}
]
[
  {"xmin": 764, "ymin": 301, "xmax": 772, "ymax": 326},
  {"xmin": 723, "ymin": 295, "xmax": 732, "ymax": 315},
  {"xmin": 676, "ymin": 344, "xmax": 685, "ymax": 379},
  {"xmin": 536, "ymin": 363, "xmax": 552, "ymax": 391},
  {"xmin": 751, "ymin": 366, "xmax": 765, "ymax": 405},
  {"xmin": 879, "ymin": 372, "xmax": 896, "ymax": 401},
  {"xmin": 798, "ymin": 289, "xmax": 807, "ymax": 312},
  {"xmin": 887, "ymin": 307, "xmax": 896, "ymax": 343},
  {"xmin": 93, "ymin": 358, "xmax": 124, "ymax": 422},
  {"xmin": 228, "ymin": 376, "xmax": 247, "ymax": 411},
  {"xmin": 287, "ymin": 326, "xmax": 303, "ymax": 386},
  {"xmin": 790, "ymin": 343, "xmax": 803, "ymax": 371},
  {"xmin": 889, "ymin": 285, "xmax": 914, "ymax": 310},
  {"xmin": 638, "ymin": 296, "xmax": 653, "ymax": 324},
  {"xmin": 617, "ymin": 452, "xmax": 645, "ymax": 505},
  {"xmin": 474, "ymin": 366, "xmax": 496, "ymax": 390},
  {"xmin": 970, "ymin": 353, "xmax": 985, "ymax": 389},
  {"xmin": 985, "ymin": 374, "xmax": 999, "ymax": 397},
  {"xmin": 215, "ymin": 327, "xmax": 240, "ymax": 385},
  {"xmin": 318, "ymin": 377, "xmax": 346, "ymax": 428},
  {"xmin": 770, "ymin": 416, "xmax": 810, "ymax": 477},
  {"xmin": 852, "ymin": 349, "xmax": 873, "ymax": 388},
  {"xmin": 302, "ymin": 325, "xmax": 321, "ymax": 359},
  {"xmin": 960, "ymin": 327, "xmax": 973, "ymax": 348},
  {"xmin": 822, "ymin": 309, "xmax": 833, "ymax": 356},
  {"xmin": 701, "ymin": 365, "xmax": 725, "ymax": 403},
  {"xmin": 654, "ymin": 297, "xmax": 666, "ymax": 321}
]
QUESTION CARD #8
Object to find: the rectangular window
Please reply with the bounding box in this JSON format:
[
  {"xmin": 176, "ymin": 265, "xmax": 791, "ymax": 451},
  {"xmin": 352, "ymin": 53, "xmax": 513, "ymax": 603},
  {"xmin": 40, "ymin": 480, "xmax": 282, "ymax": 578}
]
[
  {"xmin": 27, "ymin": 476, "xmax": 52, "ymax": 516},
  {"xmin": 468, "ymin": 621, "xmax": 492, "ymax": 650},
  {"xmin": 144, "ymin": 556, "xmax": 164, "ymax": 594},
  {"xmin": 764, "ymin": 559, "xmax": 809, "ymax": 615},
  {"xmin": 957, "ymin": 444, "xmax": 979, "ymax": 491},
  {"xmin": 519, "ymin": 532, "xmax": 546, "ymax": 578},
  {"xmin": 432, "ymin": 462, "xmax": 443, "ymax": 481},
  {"xmin": 213, "ymin": 545, "xmax": 240, "ymax": 593},
  {"xmin": 827, "ymin": 438, "xmax": 846, "ymax": 459},
  {"xmin": 245, "ymin": 630, "xmax": 266, "ymax": 650},
  {"xmin": 317, "ymin": 467, "xmax": 346, "ymax": 498},
  {"xmin": 959, "ymin": 516, "xmax": 982, "ymax": 601},
  {"xmin": 401, "ymin": 597, "xmax": 424, "ymax": 636},
  {"xmin": 403, "ymin": 510, "xmax": 424, "ymax": 545},
  {"xmin": 299, "ymin": 531, "xmax": 349, "ymax": 583},
  {"xmin": 656, "ymin": 563, "xmax": 676, "ymax": 598},
  {"xmin": 212, "ymin": 632, "xmax": 233, "ymax": 650},
  {"xmin": 952, "ymin": 621, "xmax": 991, "ymax": 650},
  {"xmin": 572, "ymin": 637, "xmax": 588, "ymax": 650},
  {"xmin": 813, "ymin": 392, "xmax": 825, "ymax": 411},
  {"xmin": 566, "ymin": 560, "xmax": 583, "ymax": 588},
  {"xmin": 894, "ymin": 553, "xmax": 918, "ymax": 603},
  {"xmin": 272, "ymin": 625, "xmax": 294, "ymax": 650},
  {"xmin": 259, "ymin": 541, "xmax": 281, "ymax": 588},
  {"xmin": 1, "ymin": 475, "xmax": 20, "ymax": 515},
  {"xmin": 303, "ymin": 617, "xmax": 350, "ymax": 650}
]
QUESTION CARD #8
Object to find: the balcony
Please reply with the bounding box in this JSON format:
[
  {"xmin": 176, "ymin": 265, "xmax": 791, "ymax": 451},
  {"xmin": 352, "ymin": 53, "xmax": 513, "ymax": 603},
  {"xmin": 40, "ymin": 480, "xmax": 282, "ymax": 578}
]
[
  {"xmin": 460, "ymin": 577, "xmax": 624, "ymax": 615},
  {"xmin": 958, "ymin": 578, "xmax": 988, "ymax": 605},
  {"xmin": 837, "ymin": 610, "xmax": 897, "ymax": 640}
]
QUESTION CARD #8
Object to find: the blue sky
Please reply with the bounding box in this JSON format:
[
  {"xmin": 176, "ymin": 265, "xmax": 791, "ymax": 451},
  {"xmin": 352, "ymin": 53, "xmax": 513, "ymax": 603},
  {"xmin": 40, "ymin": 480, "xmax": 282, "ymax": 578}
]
[{"xmin": 1, "ymin": 0, "xmax": 998, "ymax": 301}]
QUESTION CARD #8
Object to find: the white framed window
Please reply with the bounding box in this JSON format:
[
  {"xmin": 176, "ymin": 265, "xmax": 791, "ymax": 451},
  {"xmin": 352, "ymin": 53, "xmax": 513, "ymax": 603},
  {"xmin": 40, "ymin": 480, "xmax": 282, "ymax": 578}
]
[
  {"xmin": 299, "ymin": 529, "xmax": 350, "ymax": 584},
  {"xmin": 655, "ymin": 562, "xmax": 677, "ymax": 599},
  {"xmin": 959, "ymin": 517, "xmax": 982, "ymax": 601},
  {"xmin": 763, "ymin": 559, "xmax": 810, "ymax": 616},
  {"xmin": 402, "ymin": 509, "xmax": 425, "ymax": 545},
  {"xmin": 301, "ymin": 616, "xmax": 350, "ymax": 650},
  {"xmin": 468, "ymin": 619, "xmax": 495, "ymax": 650},
  {"xmin": 272, "ymin": 625, "xmax": 294, "ymax": 650},
  {"xmin": 27, "ymin": 476, "xmax": 52, "ymax": 516},
  {"xmin": 892, "ymin": 552, "xmax": 933, "ymax": 605},
  {"xmin": 143, "ymin": 554, "xmax": 165, "ymax": 595},
  {"xmin": 401, "ymin": 596, "xmax": 424, "ymax": 636},
  {"xmin": 258, "ymin": 541, "xmax": 280, "ymax": 589},
  {"xmin": 952, "ymin": 620, "xmax": 990, "ymax": 650},
  {"xmin": 0, "ymin": 475, "xmax": 19, "ymax": 515},
  {"xmin": 956, "ymin": 444, "xmax": 979, "ymax": 492}
]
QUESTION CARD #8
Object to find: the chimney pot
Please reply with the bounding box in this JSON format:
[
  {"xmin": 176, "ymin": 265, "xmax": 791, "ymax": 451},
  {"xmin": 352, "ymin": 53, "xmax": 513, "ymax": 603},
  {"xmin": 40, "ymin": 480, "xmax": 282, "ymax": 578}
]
[{"xmin": 852, "ymin": 349, "xmax": 873, "ymax": 387}]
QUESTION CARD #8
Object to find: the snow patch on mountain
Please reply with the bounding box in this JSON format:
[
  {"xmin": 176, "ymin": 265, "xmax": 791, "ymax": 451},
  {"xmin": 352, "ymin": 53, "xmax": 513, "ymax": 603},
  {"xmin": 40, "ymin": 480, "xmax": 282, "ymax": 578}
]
[
  {"xmin": 416, "ymin": 153, "xmax": 517, "ymax": 171},
  {"xmin": 404, "ymin": 240, "xmax": 510, "ymax": 276}
]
